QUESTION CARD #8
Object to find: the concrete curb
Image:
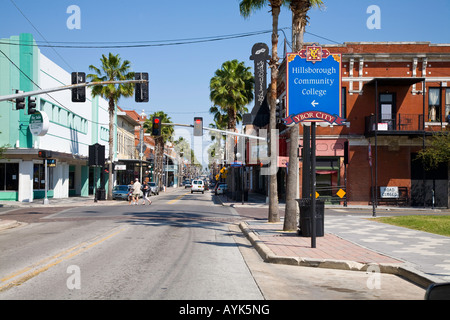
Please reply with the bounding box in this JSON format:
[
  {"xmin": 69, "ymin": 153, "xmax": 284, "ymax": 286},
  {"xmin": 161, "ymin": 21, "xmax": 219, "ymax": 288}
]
[
  {"xmin": 0, "ymin": 220, "xmax": 24, "ymax": 232},
  {"xmin": 238, "ymin": 221, "xmax": 440, "ymax": 288},
  {"xmin": 0, "ymin": 199, "xmax": 124, "ymax": 209}
]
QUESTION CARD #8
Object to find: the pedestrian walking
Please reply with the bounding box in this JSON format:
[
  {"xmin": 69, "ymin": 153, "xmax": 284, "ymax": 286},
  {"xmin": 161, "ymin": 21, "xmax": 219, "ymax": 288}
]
[
  {"xmin": 141, "ymin": 180, "xmax": 152, "ymax": 205},
  {"xmin": 127, "ymin": 180, "xmax": 134, "ymax": 205},
  {"xmin": 132, "ymin": 178, "xmax": 141, "ymax": 205}
]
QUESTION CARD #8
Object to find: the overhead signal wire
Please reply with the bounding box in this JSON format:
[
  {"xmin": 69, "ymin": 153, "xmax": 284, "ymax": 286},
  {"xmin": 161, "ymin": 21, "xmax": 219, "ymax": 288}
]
[
  {"xmin": 9, "ymin": 0, "xmax": 75, "ymax": 71},
  {"xmin": 0, "ymin": 27, "xmax": 299, "ymax": 49}
]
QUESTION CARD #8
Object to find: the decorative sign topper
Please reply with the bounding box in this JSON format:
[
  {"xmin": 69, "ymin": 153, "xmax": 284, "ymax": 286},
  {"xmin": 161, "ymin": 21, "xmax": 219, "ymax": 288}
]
[{"xmin": 284, "ymin": 44, "xmax": 344, "ymax": 125}]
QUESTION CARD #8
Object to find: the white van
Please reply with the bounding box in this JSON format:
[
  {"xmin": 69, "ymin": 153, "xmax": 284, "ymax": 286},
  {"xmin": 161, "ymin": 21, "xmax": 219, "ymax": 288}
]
[{"xmin": 191, "ymin": 180, "xmax": 205, "ymax": 194}]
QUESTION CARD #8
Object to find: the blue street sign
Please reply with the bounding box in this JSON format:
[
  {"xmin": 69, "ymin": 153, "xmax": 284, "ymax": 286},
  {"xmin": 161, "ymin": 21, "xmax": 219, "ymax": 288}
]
[{"xmin": 285, "ymin": 45, "xmax": 344, "ymax": 125}]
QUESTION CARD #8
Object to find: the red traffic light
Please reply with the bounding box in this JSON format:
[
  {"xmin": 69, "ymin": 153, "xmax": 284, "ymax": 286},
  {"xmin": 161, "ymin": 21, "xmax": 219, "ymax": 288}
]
[
  {"xmin": 152, "ymin": 117, "xmax": 162, "ymax": 136},
  {"xmin": 193, "ymin": 117, "xmax": 203, "ymax": 136}
]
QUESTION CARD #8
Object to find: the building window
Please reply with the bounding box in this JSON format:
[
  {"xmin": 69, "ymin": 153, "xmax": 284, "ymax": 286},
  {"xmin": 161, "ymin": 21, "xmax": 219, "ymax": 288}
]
[
  {"xmin": 100, "ymin": 127, "xmax": 109, "ymax": 141},
  {"xmin": 33, "ymin": 164, "xmax": 53, "ymax": 190},
  {"xmin": 428, "ymin": 88, "xmax": 441, "ymax": 122},
  {"xmin": 445, "ymin": 88, "xmax": 450, "ymax": 123},
  {"xmin": 0, "ymin": 163, "xmax": 19, "ymax": 191},
  {"xmin": 42, "ymin": 99, "xmax": 88, "ymax": 134}
]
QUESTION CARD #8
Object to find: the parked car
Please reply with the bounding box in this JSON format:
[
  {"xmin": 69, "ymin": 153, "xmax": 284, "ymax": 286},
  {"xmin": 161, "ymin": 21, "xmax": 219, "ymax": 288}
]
[
  {"xmin": 191, "ymin": 179, "xmax": 205, "ymax": 194},
  {"xmin": 184, "ymin": 180, "xmax": 192, "ymax": 188},
  {"xmin": 148, "ymin": 182, "xmax": 159, "ymax": 195},
  {"xmin": 112, "ymin": 185, "xmax": 130, "ymax": 200},
  {"xmin": 215, "ymin": 183, "xmax": 228, "ymax": 195}
]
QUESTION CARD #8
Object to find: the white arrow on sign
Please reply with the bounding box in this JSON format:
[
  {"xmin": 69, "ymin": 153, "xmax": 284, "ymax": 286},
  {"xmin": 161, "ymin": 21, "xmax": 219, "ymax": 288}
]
[{"xmin": 311, "ymin": 100, "xmax": 319, "ymax": 108}]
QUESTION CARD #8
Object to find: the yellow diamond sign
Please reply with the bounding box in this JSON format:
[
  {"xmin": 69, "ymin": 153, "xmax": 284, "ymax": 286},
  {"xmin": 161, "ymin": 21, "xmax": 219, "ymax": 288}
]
[{"xmin": 336, "ymin": 189, "xmax": 346, "ymax": 199}]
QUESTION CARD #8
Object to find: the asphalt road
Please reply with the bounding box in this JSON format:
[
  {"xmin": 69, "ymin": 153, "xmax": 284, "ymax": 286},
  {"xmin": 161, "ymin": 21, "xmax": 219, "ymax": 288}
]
[{"xmin": 0, "ymin": 189, "xmax": 425, "ymax": 301}]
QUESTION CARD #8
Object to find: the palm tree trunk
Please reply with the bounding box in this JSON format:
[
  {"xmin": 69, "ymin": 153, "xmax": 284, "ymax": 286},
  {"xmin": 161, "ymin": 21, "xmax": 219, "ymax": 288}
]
[
  {"xmin": 268, "ymin": 1, "xmax": 281, "ymax": 223},
  {"xmin": 284, "ymin": 0, "xmax": 311, "ymax": 231},
  {"xmin": 107, "ymin": 98, "xmax": 115, "ymax": 200}
]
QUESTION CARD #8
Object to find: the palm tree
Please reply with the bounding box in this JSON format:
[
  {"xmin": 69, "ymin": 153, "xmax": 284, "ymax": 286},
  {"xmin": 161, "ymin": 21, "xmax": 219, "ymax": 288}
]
[
  {"xmin": 284, "ymin": 0, "xmax": 324, "ymax": 231},
  {"xmin": 209, "ymin": 59, "xmax": 253, "ymax": 131},
  {"xmin": 88, "ymin": 53, "xmax": 135, "ymax": 200},
  {"xmin": 240, "ymin": 0, "xmax": 288, "ymax": 223},
  {"xmin": 144, "ymin": 111, "xmax": 174, "ymax": 191},
  {"xmin": 210, "ymin": 59, "xmax": 253, "ymax": 203},
  {"xmin": 209, "ymin": 105, "xmax": 245, "ymax": 132}
]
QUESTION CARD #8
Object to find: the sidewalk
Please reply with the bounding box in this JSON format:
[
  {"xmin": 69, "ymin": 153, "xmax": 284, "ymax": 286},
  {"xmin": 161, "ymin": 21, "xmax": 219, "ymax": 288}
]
[{"xmin": 218, "ymin": 192, "xmax": 450, "ymax": 288}]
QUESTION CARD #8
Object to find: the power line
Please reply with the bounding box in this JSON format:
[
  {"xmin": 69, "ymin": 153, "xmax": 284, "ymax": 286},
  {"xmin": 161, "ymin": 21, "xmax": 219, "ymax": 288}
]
[
  {"xmin": 5, "ymin": 29, "xmax": 287, "ymax": 45},
  {"xmin": 0, "ymin": 22, "xmax": 342, "ymax": 50},
  {"xmin": 305, "ymin": 31, "xmax": 341, "ymax": 45},
  {"xmin": 9, "ymin": 0, "xmax": 74, "ymax": 71},
  {"xmin": 0, "ymin": 28, "xmax": 292, "ymax": 49},
  {"xmin": 0, "ymin": 48, "xmax": 109, "ymax": 126}
]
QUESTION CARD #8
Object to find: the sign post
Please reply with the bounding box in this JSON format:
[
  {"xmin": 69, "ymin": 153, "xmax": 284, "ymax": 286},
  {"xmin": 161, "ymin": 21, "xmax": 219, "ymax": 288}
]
[{"xmin": 285, "ymin": 45, "xmax": 343, "ymax": 248}]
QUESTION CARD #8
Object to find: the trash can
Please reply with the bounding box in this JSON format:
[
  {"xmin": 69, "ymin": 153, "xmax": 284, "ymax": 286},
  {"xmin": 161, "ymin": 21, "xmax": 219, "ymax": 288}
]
[
  {"xmin": 296, "ymin": 199, "xmax": 324, "ymax": 237},
  {"xmin": 96, "ymin": 188, "xmax": 106, "ymax": 200}
]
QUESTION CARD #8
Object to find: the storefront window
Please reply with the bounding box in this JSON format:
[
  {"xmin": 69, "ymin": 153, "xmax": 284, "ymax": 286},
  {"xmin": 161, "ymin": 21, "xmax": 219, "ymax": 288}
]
[
  {"xmin": 0, "ymin": 163, "xmax": 19, "ymax": 191},
  {"xmin": 33, "ymin": 164, "xmax": 53, "ymax": 190}
]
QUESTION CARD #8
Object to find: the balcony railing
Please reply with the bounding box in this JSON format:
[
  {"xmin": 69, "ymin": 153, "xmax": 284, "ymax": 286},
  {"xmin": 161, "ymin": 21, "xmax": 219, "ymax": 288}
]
[{"xmin": 365, "ymin": 114, "xmax": 424, "ymax": 135}]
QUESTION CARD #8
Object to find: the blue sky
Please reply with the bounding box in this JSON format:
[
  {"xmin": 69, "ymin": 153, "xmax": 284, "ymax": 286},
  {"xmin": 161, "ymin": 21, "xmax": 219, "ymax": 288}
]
[{"xmin": 1, "ymin": 0, "xmax": 450, "ymax": 164}]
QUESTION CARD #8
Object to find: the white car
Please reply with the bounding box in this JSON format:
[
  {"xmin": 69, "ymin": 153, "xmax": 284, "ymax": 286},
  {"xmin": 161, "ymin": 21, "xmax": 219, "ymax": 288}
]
[
  {"xmin": 215, "ymin": 183, "xmax": 227, "ymax": 195},
  {"xmin": 191, "ymin": 180, "xmax": 205, "ymax": 194}
]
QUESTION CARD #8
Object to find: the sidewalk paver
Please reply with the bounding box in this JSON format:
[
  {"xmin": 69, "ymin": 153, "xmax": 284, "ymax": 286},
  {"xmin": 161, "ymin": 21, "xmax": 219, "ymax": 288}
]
[{"xmin": 249, "ymin": 221, "xmax": 401, "ymax": 264}]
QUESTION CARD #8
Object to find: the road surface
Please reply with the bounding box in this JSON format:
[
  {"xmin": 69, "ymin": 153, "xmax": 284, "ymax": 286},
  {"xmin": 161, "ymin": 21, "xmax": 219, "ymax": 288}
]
[{"xmin": 0, "ymin": 189, "xmax": 425, "ymax": 301}]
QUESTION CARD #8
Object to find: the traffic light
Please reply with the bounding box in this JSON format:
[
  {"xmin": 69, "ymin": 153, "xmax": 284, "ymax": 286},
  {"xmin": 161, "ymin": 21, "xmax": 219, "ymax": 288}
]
[
  {"xmin": 275, "ymin": 98, "xmax": 285, "ymax": 123},
  {"xmin": 135, "ymin": 72, "xmax": 149, "ymax": 102},
  {"xmin": 193, "ymin": 117, "xmax": 203, "ymax": 136},
  {"xmin": 47, "ymin": 159, "xmax": 56, "ymax": 167},
  {"xmin": 38, "ymin": 150, "xmax": 52, "ymax": 158},
  {"xmin": 152, "ymin": 117, "xmax": 161, "ymax": 136},
  {"xmin": 71, "ymin": 72, "xmax": 86, "ymax": 102},
  {"xmin": 28, "ymin": 96, "xmax": 37, "ymax": 114},
  {"xmin": 15, "ymin": 90, "xmax": 25, "ymax": 110}
]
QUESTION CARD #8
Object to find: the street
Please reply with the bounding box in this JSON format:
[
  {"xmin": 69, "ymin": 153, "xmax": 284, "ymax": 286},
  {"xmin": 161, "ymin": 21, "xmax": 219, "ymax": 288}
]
[{"xmin": 0, "ymin": 189, "xmax": 425, "ymax": 300}]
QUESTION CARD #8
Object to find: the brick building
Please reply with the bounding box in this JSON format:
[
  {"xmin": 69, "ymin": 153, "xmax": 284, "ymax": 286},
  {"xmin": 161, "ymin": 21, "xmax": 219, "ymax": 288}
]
[{"xmin": 276, "ymin": 42, "xmax": 450, "ymax": 208}]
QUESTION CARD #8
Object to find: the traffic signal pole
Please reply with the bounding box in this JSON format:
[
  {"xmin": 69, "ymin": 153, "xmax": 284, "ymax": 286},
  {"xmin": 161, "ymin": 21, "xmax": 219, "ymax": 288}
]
[
  {"xmin": 164, "ymin": 123, "xmax": 266, "ymax": 141},
  {"xmin": 0, "ymin": 79, "xmax": 148, "ymax": 103}
]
